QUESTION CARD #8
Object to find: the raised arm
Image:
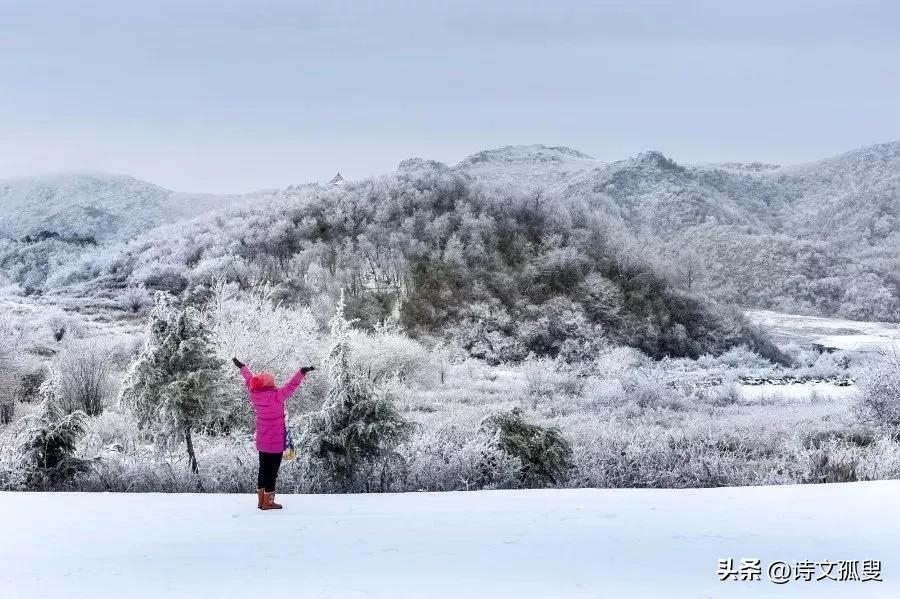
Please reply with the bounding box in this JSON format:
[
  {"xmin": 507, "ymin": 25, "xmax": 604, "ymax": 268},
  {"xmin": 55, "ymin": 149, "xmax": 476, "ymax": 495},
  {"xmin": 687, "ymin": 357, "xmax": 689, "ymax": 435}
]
[
  {"xmin": 278, "ymin": 366, "xmax": 316, "ymax": 401},
  {"xmin": 233, "ymin": 357, "xmax": 253, "ymax": 388}
]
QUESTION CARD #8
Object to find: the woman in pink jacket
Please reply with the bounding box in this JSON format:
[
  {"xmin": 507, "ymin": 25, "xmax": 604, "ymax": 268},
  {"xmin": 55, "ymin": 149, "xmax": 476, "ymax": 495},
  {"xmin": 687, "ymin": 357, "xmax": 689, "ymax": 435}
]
[{"xmin": 232, "ymin": 357, "xmax": 315, "ymax": 510}]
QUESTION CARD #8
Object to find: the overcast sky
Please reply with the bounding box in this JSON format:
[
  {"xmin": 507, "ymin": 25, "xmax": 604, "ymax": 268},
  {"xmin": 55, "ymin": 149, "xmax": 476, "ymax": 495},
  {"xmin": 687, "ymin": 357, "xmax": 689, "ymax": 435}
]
[{"xmin": 1, "ymin": 0, "xmax": 898, "ymax": 193}]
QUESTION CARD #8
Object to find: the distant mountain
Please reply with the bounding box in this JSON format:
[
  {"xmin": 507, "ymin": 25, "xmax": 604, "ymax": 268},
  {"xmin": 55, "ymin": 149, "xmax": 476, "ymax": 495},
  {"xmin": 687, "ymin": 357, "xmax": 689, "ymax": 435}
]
[
  {"xmin": 450, "ymin": 142, "xmax": 900, "ymax": 320},
  {"xmin": 0, "ymin": 173, "xmax": 246, "ymax": 241},
  {"xmin": 1, "ymin": 141, "xmax": 897, "ymax": 323},
  {"xmin": 453, "ymin": 142, "xmax": 899, "ymax": 241}
]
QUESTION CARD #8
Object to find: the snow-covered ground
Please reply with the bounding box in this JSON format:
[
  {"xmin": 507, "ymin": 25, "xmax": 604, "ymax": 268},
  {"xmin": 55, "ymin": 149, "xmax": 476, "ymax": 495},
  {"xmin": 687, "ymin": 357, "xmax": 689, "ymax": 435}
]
[
  {"xmin": 2, "ymin": 484, "xmax": 896, "ymax": 598},
  {"xmin": 739, "ymin": 382, "xmax": 857, "ymax": 402},
  {"xmin": 747, "ymin": 309, "xmax": 900, "ymax": 353}
]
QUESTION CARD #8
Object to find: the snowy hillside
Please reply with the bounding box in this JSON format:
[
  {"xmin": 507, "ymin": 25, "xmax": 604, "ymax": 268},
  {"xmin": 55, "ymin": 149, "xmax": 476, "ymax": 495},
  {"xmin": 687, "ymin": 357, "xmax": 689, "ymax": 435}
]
[
  {"xmin": 0, "ymin": 173, "xmax": 245, "ymax": 241},
  {"xmin": 452, "ymin": 141, "xmax": 899, "ymax": 242},
  {"xmin": 0, "ymin": 140, "xmax": 898, "ymax": 321},
  {"xmin": 451, "ymin": 141, "xmax": 900, "ymax": 320},
  {"xmin": 454, "ymin": 144, "xmax": 597, "ymax": 191},
  {"xmin": 2, "ymin": 484, "xmax": 895, "ymax": 598}
]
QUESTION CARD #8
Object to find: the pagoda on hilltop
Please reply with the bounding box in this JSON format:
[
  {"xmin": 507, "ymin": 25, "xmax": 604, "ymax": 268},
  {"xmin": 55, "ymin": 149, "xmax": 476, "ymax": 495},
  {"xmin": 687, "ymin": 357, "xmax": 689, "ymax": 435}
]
[{"xmin": 328, "ymin": 172, "xmax": 345, "ymax": 186}]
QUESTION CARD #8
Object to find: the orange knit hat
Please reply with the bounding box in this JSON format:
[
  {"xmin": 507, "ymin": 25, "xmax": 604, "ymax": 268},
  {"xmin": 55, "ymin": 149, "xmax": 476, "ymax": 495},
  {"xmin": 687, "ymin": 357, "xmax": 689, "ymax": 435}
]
[{"xmin": 249, "ymin": 371, "xmax": 276, "ymax": 390}]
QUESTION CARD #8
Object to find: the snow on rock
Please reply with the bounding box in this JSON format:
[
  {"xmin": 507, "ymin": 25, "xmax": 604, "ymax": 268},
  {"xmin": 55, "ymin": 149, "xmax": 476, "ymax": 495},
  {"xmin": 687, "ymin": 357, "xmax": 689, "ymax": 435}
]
[{"xmin": 2, "ymin": 484, "xmax": 898, "ymax": 598}]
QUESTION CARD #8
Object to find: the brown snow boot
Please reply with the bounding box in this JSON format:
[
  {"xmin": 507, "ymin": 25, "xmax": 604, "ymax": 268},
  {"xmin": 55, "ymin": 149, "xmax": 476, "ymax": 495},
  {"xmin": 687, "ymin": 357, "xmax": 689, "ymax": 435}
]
[
  {"xmin": 256, "ymin": 488, "xmax": 266, "ymax": 510},
  {"xmin": 263, "ymin": 491, "xmax": 283, "ymax": 510}
]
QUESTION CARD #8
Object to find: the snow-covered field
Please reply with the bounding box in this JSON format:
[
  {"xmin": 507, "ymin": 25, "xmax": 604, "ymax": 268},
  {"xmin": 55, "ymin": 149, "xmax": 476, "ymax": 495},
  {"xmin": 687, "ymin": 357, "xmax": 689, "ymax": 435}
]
[
  {"xmin": 2, "ymin": 484, "xmax": 896, "ymax": 598},
  {"xmin": 747, "ymin": 309, "xmax": 900, "ymax": 353}
]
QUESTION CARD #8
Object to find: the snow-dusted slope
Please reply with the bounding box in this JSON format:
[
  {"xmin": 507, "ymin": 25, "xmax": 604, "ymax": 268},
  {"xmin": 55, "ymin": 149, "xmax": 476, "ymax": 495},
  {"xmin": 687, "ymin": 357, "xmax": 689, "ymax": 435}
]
[
  {"xmin": 0, "ymin": 173, "xmax": 244, "ymax": 241},
  {"xmin": 452, "ymin": 141, "xmax": 899, "ymax": 241},
  {"xmin": 454, "ymin": 144, "xmax": 598, "ymax": 191},
  {"xmin": 2, "ymin": 484, "xmax": 896, "ymax": 598}
]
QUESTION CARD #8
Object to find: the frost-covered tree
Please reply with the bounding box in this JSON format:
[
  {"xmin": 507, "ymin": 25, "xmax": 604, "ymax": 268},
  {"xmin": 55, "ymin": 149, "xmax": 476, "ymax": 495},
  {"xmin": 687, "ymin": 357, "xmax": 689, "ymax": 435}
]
[
  {"xmin": 120, "ymin": 294, "xmax": 226, "ymax": 474},
  {"xmin": 16, "ymin": 367, "xmax": 88, "ymax": 489},
  {"xmin": 853, "ymin": 351, "xmax": 900, "ymax": 428},
  {"xmin": 57, "ymin": 342, "xmax": 112, "ymax": 416},
  {"xmin": 298, "ymin": 293, "xmax": 413, "ymax": 491},
  {"xmin": 480, "ymin": 408, "xmax": 573, "ymax": 488}
]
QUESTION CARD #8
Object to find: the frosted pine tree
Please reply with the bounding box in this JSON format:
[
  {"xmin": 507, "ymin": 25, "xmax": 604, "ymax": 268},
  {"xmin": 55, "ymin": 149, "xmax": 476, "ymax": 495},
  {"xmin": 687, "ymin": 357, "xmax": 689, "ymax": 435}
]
[
  {"xmin": 120, "ymin": 293, "xmax": 226, "ymax": 476},
  {"xmin": 16, "ymin": 365, "xmax": 87, "ymax": 490},
  {"xmin": 299, "ymin": 291, "xmax": 413, "ymax": 491}
]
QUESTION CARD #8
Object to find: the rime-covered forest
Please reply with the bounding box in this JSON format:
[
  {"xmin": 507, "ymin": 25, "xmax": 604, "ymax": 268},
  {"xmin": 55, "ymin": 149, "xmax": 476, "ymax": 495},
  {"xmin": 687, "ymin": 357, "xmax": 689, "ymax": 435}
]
[{"xmin": 1, "ymin": 142, "xmax": 899, "ymax": 493}]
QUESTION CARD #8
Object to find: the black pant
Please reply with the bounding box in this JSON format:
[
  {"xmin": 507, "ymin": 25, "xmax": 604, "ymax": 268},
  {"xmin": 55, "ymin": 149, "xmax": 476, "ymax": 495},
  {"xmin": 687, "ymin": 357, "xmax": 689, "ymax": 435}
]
[{"xmin": 257, "ymin": 451, "xmax": 283, "ymax": 492}]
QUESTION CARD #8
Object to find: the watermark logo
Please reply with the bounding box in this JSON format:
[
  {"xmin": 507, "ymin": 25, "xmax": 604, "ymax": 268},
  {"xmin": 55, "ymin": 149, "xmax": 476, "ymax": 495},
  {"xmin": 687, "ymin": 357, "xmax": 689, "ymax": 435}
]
[{"xmin": 718, "ymin": 558, "xmax": 882, "ymax": 584}]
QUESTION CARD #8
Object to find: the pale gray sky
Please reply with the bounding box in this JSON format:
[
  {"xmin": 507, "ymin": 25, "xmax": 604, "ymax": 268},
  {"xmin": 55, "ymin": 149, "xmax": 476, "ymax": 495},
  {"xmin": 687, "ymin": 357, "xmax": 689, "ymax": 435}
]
[{"xmin": 1, "ymin": 0, "xmax": 898, "ymax": 192}]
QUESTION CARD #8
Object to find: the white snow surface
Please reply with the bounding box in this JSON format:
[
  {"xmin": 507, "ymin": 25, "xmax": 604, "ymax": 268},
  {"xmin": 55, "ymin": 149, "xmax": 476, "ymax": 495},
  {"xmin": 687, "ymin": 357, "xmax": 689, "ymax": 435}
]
[
  {"xmin": 2, "ymin": 484, "xmax": 898, "ymax": 598},
  {"xmin": 747, "ymin": 309, "xmax": 900, "ymax": 352}
]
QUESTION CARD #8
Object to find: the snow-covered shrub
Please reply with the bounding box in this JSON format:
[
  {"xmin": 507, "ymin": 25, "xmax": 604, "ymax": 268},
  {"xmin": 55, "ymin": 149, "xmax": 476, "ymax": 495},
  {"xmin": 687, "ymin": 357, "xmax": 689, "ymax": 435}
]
[
  {"xmin": 698, "ymin": 382, "xmax": 742, "ymax": 407},
  {"xmin": 621, "ymin": 368, "xmax": 686, "ymax": 411},
  {"xmin": 120, "ymin": 285, "xmax": 151, "ymax": 314},
  {"xmin": 578, "ymin": 376, "xmax": 626, "ymax": 410},
  {"xmin": 716, "ymin": 346, "xmax": 769, "ymax": 369},
  {"xmin": 568, "ymin": 421, "xmax": 787, "ymax": 488},
  {"xmin": 77, "ymin": 407, "xmax": 142, "ymax": 457},
  {"xmin": 0, "ymin": 402, "xmax": 12, "ymax": 425},
  {"xmin": 522, "ymin": 357, "xmax": 583, "ymax": 408},
  {"xmin": 15, "ymin": 369, "xmax": 88, "ymax": 490},
  {"xmin": 449, "ymin": 300, "xmax": 526, "ymax": 365},
  {"xmin": 297, "ymin": 294, "xmax": 413, "ymax": 492},
  {"xmin": 350, "ymin": 327, "xmax": 435, "ymax": 387},
  {"xmin": 0, "ymin": 316, "xmax": 25, "ymax": 423},
  {"xmin": 0, "ymin": 436, "xmax": 27, "ymax": 491},
  {"xmin": 805, "ymin": 350, "xmax": 852, "ymax": 379},
  {"xmin": 480, "ymin": 408, "xmax": 573, "ymax": 488},
  {"xmin": 402, "ymin": 420, "xmax": 523, "ymax": 491},
  {"xmin": 56, "ymin": 341, "xmax": 114, "ymax": 416},
  {"xmin": 591, "ymin": 346, "xmax": 648, "ymax": 378},
  {"xmin": 853, "ymin": 353, "xmax": 900, "ymax": 428},
  {"xmin": 120, "ymin": 294, "xmax": 227, "ymax": 475},
  {"xmin": 46, "ymin": 312, "xmax": 71, "ymax": 342},
  {"xmin": 18, "ymin": 367, "xmax": 47, "ymax": 403}
]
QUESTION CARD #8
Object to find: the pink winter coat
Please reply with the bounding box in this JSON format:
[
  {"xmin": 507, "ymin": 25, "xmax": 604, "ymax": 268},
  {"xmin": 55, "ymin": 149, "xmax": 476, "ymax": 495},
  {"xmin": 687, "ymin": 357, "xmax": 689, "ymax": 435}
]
[{"xmin": 240, "ymin": 366, "xmax": 306, "ymax": 453}]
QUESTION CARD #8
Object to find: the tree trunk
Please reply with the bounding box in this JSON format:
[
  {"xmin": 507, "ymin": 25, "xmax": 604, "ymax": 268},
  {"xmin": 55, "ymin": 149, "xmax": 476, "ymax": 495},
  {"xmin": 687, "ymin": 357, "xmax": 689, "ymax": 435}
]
[{"xmin": 184, "ymin": 425, "xmax": 199, "ymax": 475}]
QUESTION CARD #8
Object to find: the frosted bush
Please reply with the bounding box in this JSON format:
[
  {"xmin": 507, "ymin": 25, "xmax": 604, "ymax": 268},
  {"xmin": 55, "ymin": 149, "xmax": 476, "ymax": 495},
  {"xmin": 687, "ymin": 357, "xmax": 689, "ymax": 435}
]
[
  {"xmin": 402, "ymin": 420, "xmax": 522, "ymax": 491},
  {"xmin": 15, "ymin": 370, "xmax": 89, "ymax": 490},
  {"xmin": 77, "ymin": 407, "xmax": 142, "ymax": 457},
  {"xmin": 621, "ymin": 368, "xmax": 686, "ymax": 411},
  {"xmin": 853, "ymin": 353, "xmax": 900, "ymax": 428},
  {"xmin": 56, "ymin": 341, "xmax": 115, "ymax": 416},
  {"xmin": 579, "ymin": 377, "xmax": 626, "ymax": 409},
  {"xmin": 805, "ymin": 350, "xmax": 851, "ymax": 379},
  {"xmin": 350, "ymin": 329, "xmax": 435, "ymax": 387},
  {"xmin": 119, "ymin": 285, "xmax": 151, "ymax": 314},
  {"xmin": 716, "ymin": 346, "xmax": 771, "ymax": 370},
  {"xmin": 520, "ymin": 357, "xmax": 583, "ymax": 410},
  {"xmin": 208, "ymin": 280, "xmax": 321, "ymax": 379},
  {"xmin": 591, "ymin": 346, "xmax": 648, "ymax": 377},
  {"xmin": 697, "ymin": 383, "xmax": 742, "ymax": 407},
  {"xmin": 481, "ymin": 408, "xmax": 573, "ymax": 487}
]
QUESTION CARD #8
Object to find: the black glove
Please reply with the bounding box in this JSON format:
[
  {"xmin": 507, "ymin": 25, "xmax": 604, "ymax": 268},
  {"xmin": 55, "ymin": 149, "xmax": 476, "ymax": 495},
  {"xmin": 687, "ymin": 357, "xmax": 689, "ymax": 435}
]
[
  {"xmin": 300, "ymin": 366, "xmax": 316, "ymax": 375},
  {"xmin": 232, "ymin": 357, "xmax": 244, "ymax": 368}
]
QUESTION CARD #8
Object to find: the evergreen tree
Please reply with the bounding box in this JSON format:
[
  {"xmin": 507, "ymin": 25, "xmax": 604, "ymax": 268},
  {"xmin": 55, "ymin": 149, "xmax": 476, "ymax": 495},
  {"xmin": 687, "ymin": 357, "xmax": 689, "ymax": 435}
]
[
  {"xmin": 299, "ymin": 292, "xmax": 413, "ymax": 491},
  {"xmin": 120, "ymin": 293, "xmax": 226, "ymax": 475},
  {"xmin": 16, "ymin": 366, "xmax": 88, "ymax": 489},
  {"xmin": 481, "ymin": 408, "xmax": 573, "ymax": 488}
]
